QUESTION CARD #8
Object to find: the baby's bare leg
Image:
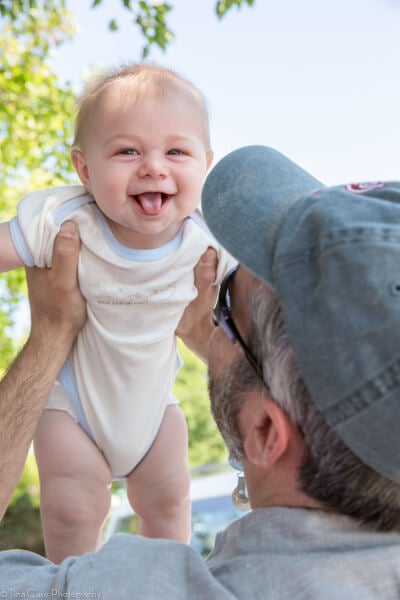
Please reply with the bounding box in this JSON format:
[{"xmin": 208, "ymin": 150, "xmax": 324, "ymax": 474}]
[
  {"xmin": 126, "ymin": 405, "xmax": 191, "ymax": 543},
  {"xmin": 34, "ymin": 410, "xmax": 112, "ymax": 563}
]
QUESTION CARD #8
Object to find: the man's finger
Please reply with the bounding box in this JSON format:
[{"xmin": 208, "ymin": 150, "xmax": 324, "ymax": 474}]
[
  {"xmin": 51, "ymin": 221, "xmax": 80, "ymax": 289},
  {"xmin": 195, "ymin": 247, "xmax": 217, "ymax": 290}
]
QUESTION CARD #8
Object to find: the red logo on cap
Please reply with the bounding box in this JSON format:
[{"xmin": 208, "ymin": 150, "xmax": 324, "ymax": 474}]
[{"xmin": 344, "ymin": 182, "xmax": 385, "ymax": 194}]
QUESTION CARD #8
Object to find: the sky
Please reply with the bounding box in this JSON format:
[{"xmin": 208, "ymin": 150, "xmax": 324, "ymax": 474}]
[{"xmin": 49, "ymin": 0, "xmax": 400, "ymax": 186}]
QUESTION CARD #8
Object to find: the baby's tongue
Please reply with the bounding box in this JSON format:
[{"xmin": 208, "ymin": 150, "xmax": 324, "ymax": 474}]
[{"xmin": 136, "ymin": 192, "xmax": 163, "ymax": 215}]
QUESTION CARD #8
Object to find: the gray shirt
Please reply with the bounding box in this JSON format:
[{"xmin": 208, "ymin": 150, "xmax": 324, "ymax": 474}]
[{"xmin": 2, "ymin": 507, "xmax": 400, "ymax": 599}]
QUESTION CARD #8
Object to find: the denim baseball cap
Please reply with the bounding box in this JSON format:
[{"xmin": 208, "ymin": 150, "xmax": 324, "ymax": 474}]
[{"xmin": 202, "ymin": 144, "xmax": 400, "ymax": 484}]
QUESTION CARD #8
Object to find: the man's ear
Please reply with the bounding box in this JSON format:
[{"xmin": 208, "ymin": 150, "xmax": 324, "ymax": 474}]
[
  {"xmin": 243, "ymin": 395, "xmax": 291, "ymax": 469},
  {"xmin": 71, "ymin": 150, "xmax": 91, "ymax": 190}
]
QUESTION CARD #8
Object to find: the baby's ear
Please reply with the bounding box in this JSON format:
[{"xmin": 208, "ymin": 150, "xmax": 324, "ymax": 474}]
[
  {"xmin": 206, "ymin": 150, "xmax": 214, "ymax": 171},
  {"xmin": 71, "ymin": 150, "xmax": 91, "ymax": 190}
]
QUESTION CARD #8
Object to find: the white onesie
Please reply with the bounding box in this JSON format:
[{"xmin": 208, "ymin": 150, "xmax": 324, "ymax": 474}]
[{"xmin": 10, "ymin": 186, "xmax": 236, "ymax": 477}]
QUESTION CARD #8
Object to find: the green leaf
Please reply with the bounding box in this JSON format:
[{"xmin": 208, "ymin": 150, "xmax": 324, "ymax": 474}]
[
  {"xmin": 216, "ymin": 0, "xmax": 255, "ymax": 19},
  {"xmin": 108, "ymin": 18, "xmax": 119, "ymax": 31}
]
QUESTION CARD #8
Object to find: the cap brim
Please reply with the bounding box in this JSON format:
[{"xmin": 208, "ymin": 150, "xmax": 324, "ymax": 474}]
[{"xmin": 202, "ymin": 145, "xmax": 321, "ymax": 287}]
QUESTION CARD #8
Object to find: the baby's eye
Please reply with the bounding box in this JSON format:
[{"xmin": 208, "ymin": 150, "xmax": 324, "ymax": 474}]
[
  {"xmin": 167, "ymin": 149, "xmax": 185, "ymax": 156},
  {"xmin": 120, "ymin": 148, "xmax": 138, "ymax": 156}
]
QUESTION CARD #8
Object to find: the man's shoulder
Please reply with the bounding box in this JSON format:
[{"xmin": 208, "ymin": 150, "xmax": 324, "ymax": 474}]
[
  {"xmin": 208, "ymin": 508, "xmax": 400, "ymax": 600},
  {"xmin": 0, "ymin": 536, "xmax": 235, "ymax": 599},
  {"xmin": 0, "ymin": 549, "xmax": 59, "ymax": 594}
]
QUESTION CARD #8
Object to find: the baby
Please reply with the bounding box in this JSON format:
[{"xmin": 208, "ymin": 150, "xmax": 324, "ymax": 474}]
[{"xmin": 0, "ymin": 63, "xmax": 235, "ymax": 562}]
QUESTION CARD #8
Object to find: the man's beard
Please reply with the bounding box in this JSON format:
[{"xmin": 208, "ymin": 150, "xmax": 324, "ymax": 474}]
[{"xmin": 208, "ymin": 354, "xmax": 257, "ymax": 463}]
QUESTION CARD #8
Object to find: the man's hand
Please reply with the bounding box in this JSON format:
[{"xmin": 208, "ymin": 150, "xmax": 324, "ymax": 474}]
[
  {"xmin": 26, "ymin": 221, "xmax": 86, "ymax": 346},
  {"xmin": 176, "ymin": 247, "xmax": 218, "ymax": 362}
]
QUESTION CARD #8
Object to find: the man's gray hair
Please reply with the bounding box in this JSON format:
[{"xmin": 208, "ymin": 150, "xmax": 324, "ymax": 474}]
[{"xmin": 248, "ymin": 280, "xmax": 400, "ymax": 532}]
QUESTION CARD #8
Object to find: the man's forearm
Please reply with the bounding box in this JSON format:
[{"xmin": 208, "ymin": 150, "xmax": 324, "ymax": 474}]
[
  {"xmin": 0, "ymin": 331, "xmax": 72, "ymax": 521},
  {"xmin": 177, "ymin": 316, "xmax": 214, "ymax": 363}
]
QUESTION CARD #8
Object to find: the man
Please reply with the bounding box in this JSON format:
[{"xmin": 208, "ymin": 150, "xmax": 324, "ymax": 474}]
[{"xmin": 2, "ymin": 145, "xmax": 400, "ymax": 598}]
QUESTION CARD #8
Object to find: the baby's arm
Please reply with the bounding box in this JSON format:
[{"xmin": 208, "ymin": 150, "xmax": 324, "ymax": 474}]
[{"xmin": 0, "ymin": 221, "xmax": 24, "ymax": 272}]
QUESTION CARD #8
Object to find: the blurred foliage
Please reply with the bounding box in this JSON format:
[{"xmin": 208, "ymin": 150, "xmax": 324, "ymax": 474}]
[
  {"xmin": 0, "ymin": 0, "xmax": 255, "ymax": 57},
  {"xmin": 0, "ymin": 6, "xmax": 77, "ymax": 193},
  {"xmin": 175, "ymin": 342, "xmax": 227, "ymax": 468},
  {"xmin": 0, "ymin": 5, "xmax": 77, "ymax": 375},
  {"xmin": 0, "ymin": 454, "xmax": 44, "ymax": 554}
]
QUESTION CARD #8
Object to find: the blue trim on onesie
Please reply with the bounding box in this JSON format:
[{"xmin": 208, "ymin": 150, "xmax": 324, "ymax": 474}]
[
  {"xmin": 93, "ymin": 205, "xmax": 184, "ymax": 262},
  {"xmin": 53, "ymin": 195, "xmax": 94, "ymax": 225},
  {"xmin": 9, "ymin": 217, "xmax": 35, "ymax": 266},
  {"xmin": 9, "ymin": 195, "xmax": 91, "ymax": 267},
  {"xmin": 58, "ymin": 360, "xmax": 95, "ymax": 443}
]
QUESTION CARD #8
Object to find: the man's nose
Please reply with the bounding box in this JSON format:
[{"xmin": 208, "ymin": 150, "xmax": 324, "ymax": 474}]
[{"xmin": 137, "ymin": 153, "xmax": 168, "ymax": 178}]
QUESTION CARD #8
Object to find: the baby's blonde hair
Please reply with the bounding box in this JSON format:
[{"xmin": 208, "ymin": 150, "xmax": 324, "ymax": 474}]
[{"xmin": 72, "ymin": 62, "xmax": 211, "ymax": 153}]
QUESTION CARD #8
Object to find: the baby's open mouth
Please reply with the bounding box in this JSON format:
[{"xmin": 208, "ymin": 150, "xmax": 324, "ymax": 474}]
[{"xmin": 133, "ymin": 192, "xmax": 171, "ymax": 215}]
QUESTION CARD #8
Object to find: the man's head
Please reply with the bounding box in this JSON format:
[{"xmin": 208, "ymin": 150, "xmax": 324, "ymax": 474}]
[{"xmin": 203, "ymin": 145, "xmax": 400, "ymax": 531}]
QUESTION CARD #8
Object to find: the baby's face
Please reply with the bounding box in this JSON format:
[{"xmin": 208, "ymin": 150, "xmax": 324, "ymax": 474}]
[{"xmin": 72, "ymin": 82, "xmax": 212, "ymax": 250}]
